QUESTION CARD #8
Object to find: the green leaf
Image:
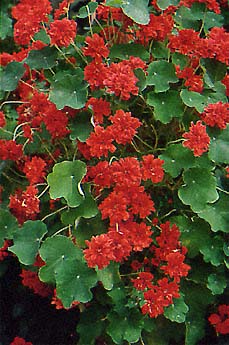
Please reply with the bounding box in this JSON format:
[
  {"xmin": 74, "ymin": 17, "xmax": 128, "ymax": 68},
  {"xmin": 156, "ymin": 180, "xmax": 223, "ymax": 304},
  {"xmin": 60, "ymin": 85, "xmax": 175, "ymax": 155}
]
[
  {"xmin": 159, "ymin": 144, "xmax": 195, "ymax": 178},
  {"xmin": 164, "ymin": 295, "xmax": 189, "ymax": 323},
  {"xmin": 55, "ymin": 258, "xmax": 98, "ymax": 307},
  {"xmin": 147, "ymin": 90, "xmax": 184, "ymax": 123},
  {"xmin": 0, "ymin": 11, "xmax": 12, "ymax": 39},
  {"xmin": 204, "ymin": 11, "xmax": 224, "ymax": 31},
  {"xmin": 107, "ymin": 309, "xmax": 144, "ymax": 344},
  {"xmin": 200, "ymin": 236, "xmax": 225, "ymax": 266},
  {"xmin": 172, "ymin": 53, "xmax": 189, "ymax": 70},
  {"xmin": 157, "ymin": 0, "xmax": 179, "ymax": 10},
  {"xmin": 173, "ymin": 216, "xmax": 211, "ymax": 258},
  {"xmin": 104, "ymin": 0, "xmax": 123, "ymax": 6},
  {"xmin": 0, "ymin": 209, "xmax": 18, "ymax": 247},
  {"xmin": 109, "ymin": 44, "xmax": 150, "ymax": 61},
  {"xmin": 96, "ymin": 262, "xmax": 120, "ymax": 290},
  {"xmin": 69, "ymin": 111, "xmax": 93, "ymax": 142},
  {"xmin": 178, "ymin": 167, "xmax": 219, "ymax": 213},
  {"xmin": 175, "ymin": 3, "xmax": 205, "ymax": 30},
  {"xmin": 151, "ymin": 42, "xmax": 169, "ymax": 59},
  {"xmin": 39, "ymin": 235, "xmax": 82, "ymax": 283},
  {"xmin": 121, "ymin": 0, "xmax": 150, "ymax": 25},
  {"xmin": 49, "ymin": 69, "xmax": 88, "ymax": 109},
  {"xmin": 198, "ymin": 192, "xmax": 229, "ymax": 233},
  {"xmin": 78, "ymin": 1, "xmax": 98, "ymax": 18},
  {"xmin": 207, "ymin": 273, "xmax": 227, "ymax": 295},
  {"xmin": 209, "ymin": 125, "xmax": 229, "ymax": 164},
  {"xmin": 61, "ymin": 184, "xmax": 98, "ymax": 223},
  {"xmin": 47, "ymin": 160, "xmax": 87, "ymax": 207},
  {"xmin": 77, "ymin": 305, "xmax": 106, "ymax": 345},
  {"xmin": 25, "ymin": 47, "xmax": 58, "ymax": 69},
  {"xmin": 0, "ymin": 62, "xmax": 25, "ymax": 92},
  {"xmin": 180, "ymin": 89, "xmax": 206, "ymax": 112},
  {"xmin": 9, "ymin": 221, "xmax": 47, "ymax": 265},
  {"xmin": 146, "ymin": 61, "xmax": 178, "ymax": 93},
  {"xmin": 201, "ymin": 58, "xmax": 227, "ymax": 89}
]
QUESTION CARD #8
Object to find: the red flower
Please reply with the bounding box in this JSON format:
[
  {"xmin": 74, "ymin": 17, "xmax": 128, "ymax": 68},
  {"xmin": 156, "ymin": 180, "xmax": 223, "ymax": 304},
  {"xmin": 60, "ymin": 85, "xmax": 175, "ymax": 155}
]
[
  {"xmin": 182, "ymin": 121, "xmax": 210, "ymax": 156},
  {"xmin": 0, "ymin": 111, "xmax": 6, "ymax": 127},
  {"xmin": 111, "ymin": 157, "xmax": 142, "ymax": 187},
  {"xmin": 109, "ymin": 109, "xmax": 142, "ymax": 144},
  {"xmin": 84, "ymin": 58, "xmax": 108, "ymax": 90},
  {"xmin": 132, "ymin": 272, "xmax": 154, "ymax": 291},
  {"xmin": 209, "ymin": 304, "xmax": 229, "ymax": 335},
  {"xmin": 99, "ymin": 190, "xmax": 129, "ymax": 225},
  {"xmin": 201, "ymin": 102, "xmax": 229, "ymax": 129},
  {"xmin": 10, "ymin": 337, "xmax": 33, "ymax": 345},
  {"xmin": 160, "ymin": 252, "xmax": 190, "ymax": 282},
  {"xmin": 0, "ymin": 140, "xmax": 23, "ymax": 161},
  {"xmin": 84, "ymin": 234, "xmax": 115, "ymax": 269},
  {"xmin": 83, "ymin": 33, "xmax": 109, "ymax": 62},
  {"xmin": 103, "ymin": 61, "xmax": 139, "ymax": 100},
  {"xmin": 86, "ymin": 97, "xmax": 111, "ymax": 124},
  {"xmin": 54, "ymin": 0, "xmax": 74, "ymax": 19},
  {"xmin": 86, "ymin": 126, "xmax": 116, "ymax": 158},
  {"xmin": 48, "ymin": 18, "xmax": 77, "ymax": 47},
  {"xmin": 141, "ymin": 155, "xmax": 164, "ymax": 183},
  {"xmin": 23, "ymin": 156, "xmax": 47, "ymax": 184},
  {"xmin": 20, "ymin": 269, "xmax": 52, "ymax": 297},
  {"xmin": 9, "ymin": 185, "xmax": 40, "ymax": 224}
]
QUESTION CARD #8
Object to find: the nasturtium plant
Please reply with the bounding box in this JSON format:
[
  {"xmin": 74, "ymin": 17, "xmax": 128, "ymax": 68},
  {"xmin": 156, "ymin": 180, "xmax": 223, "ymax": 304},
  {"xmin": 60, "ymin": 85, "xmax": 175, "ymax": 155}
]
[{"xmin": 0, "ymin": 0, "xmax": 229, "ymax": 344}]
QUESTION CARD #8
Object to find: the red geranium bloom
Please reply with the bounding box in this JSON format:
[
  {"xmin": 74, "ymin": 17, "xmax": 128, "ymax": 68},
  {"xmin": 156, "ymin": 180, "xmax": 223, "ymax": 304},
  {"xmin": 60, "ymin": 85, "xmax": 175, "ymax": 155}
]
[
  {"xmin": 23, "ymin": 156, "xmax": 47, "ymax": 184},
  {"xmin": 83, "ymin": 33, "xmax": 109, "ymax": 62},
  {"xmin": 10, "ymin": 337, "xmax": 33, "ymax": 345},
  {"xmin": 48, "ymin": 18, "xmax": 77, "ymax": 47},
  {"xmin": 201, "ymin": 102, "xmax": 229, "ymax": 129},
  {"xmin": 209, "ymin": 304, "xmax": 229, "ymax": 335},
  {"xmin": 0, "ymin": 111, "xmax": 6, "ymax": 127},
  {"xmin": 86, "ymin": 126, "xmax": 116, "ymax": 158},
  {"xmin": 20, "ymin": 269, "xmax": 52, "ymax": 297},
  {"xmin": 141, "ymin": 155, "xmax": 164, "ymax": 183},
  {"xmin": 182, "ymin": 121, "xmax": 210, "ymax": 156},
  {"xmin": 0, "ymin": 140, "xmax": 23, "ymax": 161}
]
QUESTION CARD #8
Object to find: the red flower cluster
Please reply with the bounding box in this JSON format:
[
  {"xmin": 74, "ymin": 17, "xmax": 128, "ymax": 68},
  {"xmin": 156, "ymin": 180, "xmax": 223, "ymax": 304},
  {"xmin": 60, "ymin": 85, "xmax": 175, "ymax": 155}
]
[
  {"xmin": 23, "ymin": 156, "xmax": 47, "ymax": 185},
  {"xmin": 54, "ymin": 0, "xmax": 74, "ymax": 20},
  {"xmin": 132, "ymin": 221, "xmax": 190, "ymax": 318},
  {"xmin": 48, "ymin": 18, "xmax": 77, "ymax": 47},
  {"xmin": 20, "ymin": 269, "xmax": 52, "ymax": 297},
  {"xmin": 17, "ymin": 91, "xmax": 70, "ymax": 140},
  {"xmin": 10, "ymin": 337, "xmax": 32, "ymax": 345},
  {"xmin": 86, "ymin": 109, "xmax": 142, "ymax": 157},
  {"xmin": 9, "ymin": 185, "xmax": 40, "ymax": 224},
  {"xmin": 0, "ymin": 140, "xmax": 23, "ymax": 161},
  {"xmin": 176, "ymin": 66, "xmax": 203, "ymax": 93},
  {"xmin": 208, "ymin": 304, "xmax": 229, "ymax": 334},
  {"xmin": 136, "ymin": 13, "xmax": 174, "ymax": 45},
  {"xmin": 12, "ymin": 0, "xmax": 52, "ymax": 45},
  {"xmin": 182, "ymin": 121, "xmax": 210, "ymax": 156},
  {"xmin": 83, "ymin": 33, "xmax": 109, "ymax": 62},
  {"xmin": 84, "ymin": 155, "xmax": 164, "ymax": 269},
  {"xmin": 86, "ymin": 97, "xmax": 111, "ymax": 124},
  {"xmin": 200, "ymin": 102, "xmax": 229, "ymax": 129}
]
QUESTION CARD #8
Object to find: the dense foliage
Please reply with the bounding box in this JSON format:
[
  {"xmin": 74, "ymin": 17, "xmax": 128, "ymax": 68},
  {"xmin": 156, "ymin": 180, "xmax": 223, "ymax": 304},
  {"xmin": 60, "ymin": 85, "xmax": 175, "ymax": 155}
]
[{"xmin": 0, "ymin": 0, "xmax": 229, "ymax": 344}]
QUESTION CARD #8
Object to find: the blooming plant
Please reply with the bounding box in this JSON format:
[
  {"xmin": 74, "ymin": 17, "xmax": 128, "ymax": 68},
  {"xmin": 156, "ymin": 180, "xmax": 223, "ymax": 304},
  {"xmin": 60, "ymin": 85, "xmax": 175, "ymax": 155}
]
[{"xmin": 0, "ymin": 0, "xmax": 229, "ymax": 343}]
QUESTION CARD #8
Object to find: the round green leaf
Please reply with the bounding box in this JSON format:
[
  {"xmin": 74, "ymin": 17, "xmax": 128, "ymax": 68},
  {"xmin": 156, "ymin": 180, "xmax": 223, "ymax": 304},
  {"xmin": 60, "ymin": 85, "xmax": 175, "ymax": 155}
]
[
  {"xmin": 96, "ymin": 262, "xmax": 120, "ymax": 290},
  {"xmin": 180, "ymin": 89, "xmax": 206, "ymax": 112},
  {"xmin": 49, "ymin": 69, "xmax": 88, "ymax": 110},
  {"xmin": 39, "ymin": 235, "xmax": 82, "ymax": 283},
  {"xmin": 209, "ymin": 125, "xmax": 229, "ymax": 164},
  {"xmin": 178, "ymin": 167, "xmax": 219, "ymax": 213},
  {"xmin": 0, "ymin": 209, "xmax": 18, "ymax": 247},
  {"xmin": 207, "ymin": 273, "xmax": 227, "ymax": 295},
  {"xmin": 9, "ymin": 220, "xmax": 47, "ymax": 265},
  {"xmin": 164, "ymin": 295, "xmax": 189, "ymax": 323},
  {"xmin": 146, "ymin": 61, "xmax": 178, "ymax": 93},
  {"xmin": 55, "ymin": 259, "xmax": 98, "ymax": 307},
  {"xmin": 200, "ymin": 236, "xmax": 225, "ymax": 266},
  {"xmin": 69, "ymin": 111, "xmax": 93, "ymax": 142},
  {"xmin": 157, "ymin": 0, "xmax": 179, "ymax": 10},
  {"xmin": 0, "ymin": 62, "xmax": 25, "ymax": 91},
  {"xmin": 25, "ymin": 47, "xmax": 58, "ymax": 69},
  {"xmin": 147, "ymin": 90, "xmax": 184, "ymax": 123},
  {"xmin": 107, "ymin": 309, "xmax": 144, "ymax": 344},
  {"xmin": 198, "ymin": 192, "xmax": 229, "ymax": 233},
  {"xmin": 121, "ymin": 0, "xmax": 150, "ymax": 25},
  {"xmin": 47, "ymin": 160, "xmax": 87, "ymax": 207},
  {"xmin": 159, "ymin": 144, "xmax": 195, "ymax": 177}
]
